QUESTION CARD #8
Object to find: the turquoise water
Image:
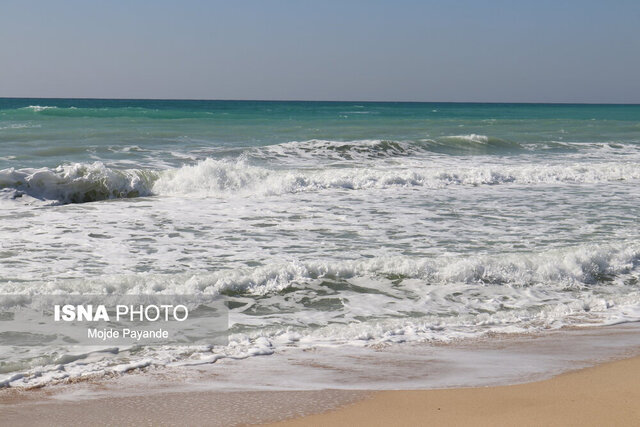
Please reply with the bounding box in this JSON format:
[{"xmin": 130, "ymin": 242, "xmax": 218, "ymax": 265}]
[
  {"xmin": 1, "ymin": 99, "xmax": 640, "ymax": 387},
  {"xmin": 2, "ymin": 99, "xmax": 640, "ymax": 170}
]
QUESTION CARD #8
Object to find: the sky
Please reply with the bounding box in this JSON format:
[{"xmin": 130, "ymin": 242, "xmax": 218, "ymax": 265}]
[{"xmin": 1, "ymin": 0, "xmax": 639, "ymax": 102}]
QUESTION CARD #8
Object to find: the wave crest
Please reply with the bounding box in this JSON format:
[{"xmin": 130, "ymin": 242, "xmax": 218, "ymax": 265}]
[
  {"xmin": 250, "ymin": 137, "xmax": 523, "ymax": 161},
  {"xmin": 3, "ymin": 158, "xmax": 640, "ymax": 204},
  {"xmin": 6, "ymin": 243, "xmax": 638, "ymax": 296},
  {"xmin": 0, "ymin": 162, "xmax": 156, "ymax": 204},
  {"xmin": 424, "ymin": 134, "xmax": 524, "ymax": 154},
  {"xmin": 153, "ymin": 158, "xmax": 640, "ymax": 197},
  {"xmin": 183, "ymin": 243, "xmax": 640, "ymax": 296},
  {"xmin": 20, "ymin": 105, "xmax": 59, "ymax": 112},
  {"xmin": 252, "ymin": 139, "xmax": 419, "ymax": 161}
]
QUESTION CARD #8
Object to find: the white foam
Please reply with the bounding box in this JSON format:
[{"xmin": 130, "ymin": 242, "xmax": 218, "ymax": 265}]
[
  {"xmin": 443, "ymin": 134, "xmax": 489, "ymax": 143},
  {"xmin": 3, "ymin": 142, "xmax": 640, "ymax": 388},
  {"xmin": 152, "ymin": 158, "xmax": 640, "ymax": 198},
  {"xmin": 4, "ymin": 156, "xmax": 640, "ymax": 205},
  {"xmin": 0, "ymin": 123, "xmax": 41, "ymax": 130},
  {"xmin": 250, "ymin": 139, "xmax": 418, "ymax": 163},
  {"xmin": 0, "ymin": 162, "xmax": 156, "ymax": 204},
  {"xmin": 21, "ymin": 105, "xmax": 58, "ymax": 112}
]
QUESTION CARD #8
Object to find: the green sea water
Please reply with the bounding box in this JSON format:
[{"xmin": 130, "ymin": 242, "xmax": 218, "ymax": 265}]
[{"xmin": 2, "ymin": 98, "xmax": 640, "ymax": 170}]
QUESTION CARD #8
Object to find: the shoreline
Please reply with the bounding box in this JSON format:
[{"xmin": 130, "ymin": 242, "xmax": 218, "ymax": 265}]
[
  {"xmin": 2, "ymin": 354, "xmax": 639, "ymax": 426},
  {"xmin": 2, "ymin": 324, "xmax": 640, "ymax": 425},
  {"xmin": 272, "ymin": 354, "xmax": 640, "ymax": 426}
]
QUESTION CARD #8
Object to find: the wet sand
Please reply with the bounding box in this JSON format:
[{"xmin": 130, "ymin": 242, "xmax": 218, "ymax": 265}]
[
  {"xmin": 272, "ymin": 355, "xmax": 640, "ymax": 426},
  {"xmin": 0, "ymin": 388, "xmax": 369, "ymax": 426},
  {"xmin": 2, "ymin": 355, "xmax": 639, "ymax": 426},
  {"xmin": 2, "ymin": 325, "xmax": 640, "ymax": 426}
]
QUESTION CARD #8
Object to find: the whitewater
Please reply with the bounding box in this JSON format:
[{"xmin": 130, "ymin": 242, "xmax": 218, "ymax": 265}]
[{"xmin": 1, "ymin": 99, "xmax": 640, "ymax": 388}]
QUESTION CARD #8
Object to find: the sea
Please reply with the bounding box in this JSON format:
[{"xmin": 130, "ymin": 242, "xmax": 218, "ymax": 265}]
[{"xmin": 1, "ymin": 98, "xmax": 640, "ymax": 388}]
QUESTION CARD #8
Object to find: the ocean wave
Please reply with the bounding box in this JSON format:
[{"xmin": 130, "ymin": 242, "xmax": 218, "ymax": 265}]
[
  {"xmin": 0, "ymin": 123, "xmax": 42, "ymax": 131},
  {"xmin": 10, "ymin": 105, "xmax": 217, "ymax": 119},
  {"xmin": 3, "ymin": 158, "xmax": 640, "ymax": 204},
  {"xmin": 446, "ymin": 133, "xmax": 489, "ymax": 143},
  {"xmin": 250, "ymin": 137, "xmax": 523, "ymax": 161},
  {"xmin": 424, "ymin": 134, "xmax": 524, "ymax": 154},
  {"xmin": 153, "ymin": 158, "xmax": 640, "ymax": 197},
  {"xmin": 0, "ymin": 162, "xmax": 156, "ymax": 204},
  {"xmin": 2, "ymin": 242, "xmax": 639, "ymax": 388},
  {"xmin": 186, "ymin": 242, "xmax": 640, "ymax": 294},
  {"xmin": 4, "ymin": 242, "xmax": 640, "ymax": 355},
  {"xmin": 6, "ymin": 242, "xmax": 637, "ymax": 296},
  {"xmin": 251, "ymin": 139, "xmax": 420, "ymax": 161},
  {"xmin": 20, "ymin": 105, "xmax": 59, "ymax": 112}
]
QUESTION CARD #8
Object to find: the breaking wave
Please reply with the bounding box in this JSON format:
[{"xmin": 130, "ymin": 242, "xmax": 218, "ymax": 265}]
[
  {"xmin": 0, "ymin": 162, "xmax": 157, "ymax": 204},
  {"xmin": 152, "ymin": 158, "xmax": 640, "ymax": 197},
  {"xmin": 3, "ymin": 241, "xmax": 640, "ymax": 389},
  {"xmin": 252, "ymin": 139, "xmax": 423, "ymax": 161},
  {"xmin": 20, "ymin": 105, "xmax": 59, "ymax": 112},
  {"xmin": 5, "ymin": 242, "xmax": 638, "ymax": 296},
  {"xmin": 172, "ymin": 241, "xmax": 640, "ymax": 296},
  {"xmin": 251, "ymin": 137, "xmax": 524, "ymax": 161},
  {"xmin": 3, "ymin": 158, "xmax": 640, "ymax": 204},
  {"xmin": 423, "ymin": 134, "xmax": 524, "ymax": 154}
]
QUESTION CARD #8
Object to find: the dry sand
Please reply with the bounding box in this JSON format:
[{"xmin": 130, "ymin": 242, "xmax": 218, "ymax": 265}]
[{"xmin": 273, "ymin": 355, "xmax": 640, "ymax": 427}]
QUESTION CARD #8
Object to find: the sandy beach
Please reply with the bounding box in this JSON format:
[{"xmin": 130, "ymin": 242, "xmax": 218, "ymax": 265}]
[
  {"xmin": 273, "ymin": 355, "xmax": 640, "ymax": 426},
  {"xmin": 2, "ymin": 337, "xmax": 639, "ymax": 426}
]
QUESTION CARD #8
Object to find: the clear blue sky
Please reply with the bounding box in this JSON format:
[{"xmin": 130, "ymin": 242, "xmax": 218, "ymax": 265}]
[{"xmin": 1, "ymin": 0, "xmax": 639, "ymax": 102}]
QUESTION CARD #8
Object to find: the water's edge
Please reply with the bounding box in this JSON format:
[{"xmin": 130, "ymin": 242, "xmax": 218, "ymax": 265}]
[{"xmin": 2, "ymin": 324, "xmax": 640, "ymax": 425}]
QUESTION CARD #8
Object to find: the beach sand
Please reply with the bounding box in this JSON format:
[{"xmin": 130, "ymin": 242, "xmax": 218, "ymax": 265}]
[
  {"xmin": 1, "ymin": 354, "xmax": 639, "ymax": 426},
  {"xmin": 273, "ymin": 355, "xmax": 640, "ymax": 427}
]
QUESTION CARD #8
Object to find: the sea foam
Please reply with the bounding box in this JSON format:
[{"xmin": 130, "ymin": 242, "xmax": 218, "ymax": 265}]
[
  {"xmin": 153, "ymin": 158, "xmax": 640, "ymax": 198},
  {"xmin": 3, "ymin": 158, "xmax": 640, "ymax": 204},
  {"xmin": 0, "ymin": 162, "xmax": 156, "ymax": 204}
]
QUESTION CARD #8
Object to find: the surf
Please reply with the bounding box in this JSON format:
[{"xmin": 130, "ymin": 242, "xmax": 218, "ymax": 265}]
[{"xmin": 3, "ymin": 157, "xmax": 640, "ymax": 204}]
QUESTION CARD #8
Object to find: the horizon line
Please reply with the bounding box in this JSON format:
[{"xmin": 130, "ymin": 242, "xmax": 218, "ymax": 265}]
[{"xmin": 1, "ymin": 96, "xmax": 639, "ymax": 106}]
